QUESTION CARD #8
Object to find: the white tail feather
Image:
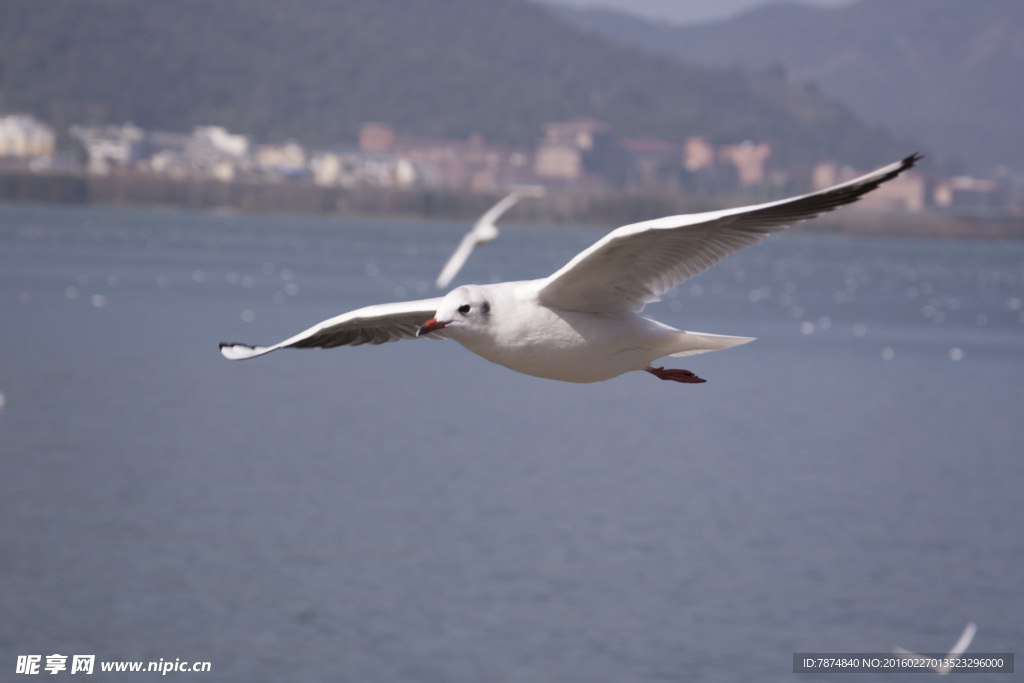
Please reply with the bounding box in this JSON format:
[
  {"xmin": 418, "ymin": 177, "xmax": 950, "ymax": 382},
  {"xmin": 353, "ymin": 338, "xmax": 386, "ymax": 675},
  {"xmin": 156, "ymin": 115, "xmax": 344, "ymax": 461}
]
[{"xmin": 669, "ymin": 331, "xmax": 756, "ymax": 358}]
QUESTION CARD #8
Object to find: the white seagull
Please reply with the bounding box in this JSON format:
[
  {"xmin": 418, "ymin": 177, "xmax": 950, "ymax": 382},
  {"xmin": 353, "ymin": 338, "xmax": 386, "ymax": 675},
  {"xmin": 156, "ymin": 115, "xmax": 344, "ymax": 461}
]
[
  {"xmin": 221, "ymin": 154, "xmax": 919, "ymax": 384},
  {"xmin": 894, "ymin": 622, "xmax": 977, "ymax": 675},
  {"xmin": 435, "ymin": 187, "xmax": 543, "ymax": 289}
]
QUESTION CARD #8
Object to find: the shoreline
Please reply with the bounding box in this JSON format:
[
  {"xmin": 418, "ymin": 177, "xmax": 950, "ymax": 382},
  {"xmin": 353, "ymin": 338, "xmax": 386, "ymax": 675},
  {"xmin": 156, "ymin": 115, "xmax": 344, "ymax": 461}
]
[{"xmin": 2, "ymin": 169, "xmax": 1022, "ymax": 240}]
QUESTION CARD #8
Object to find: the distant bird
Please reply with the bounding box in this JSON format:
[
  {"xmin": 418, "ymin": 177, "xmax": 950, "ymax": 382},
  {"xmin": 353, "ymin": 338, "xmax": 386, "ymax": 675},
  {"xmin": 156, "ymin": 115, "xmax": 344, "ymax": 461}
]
[
  {"xmin": 221, "ymin": 154, "xmax": 920, "ymax": 384},
  {"xmin": 894, "ymin": 622, "xmax": 977, "ymax": 675},
  {"xmin": 435, "ymin": 187, "xmax": 543, "ymax": 289}
]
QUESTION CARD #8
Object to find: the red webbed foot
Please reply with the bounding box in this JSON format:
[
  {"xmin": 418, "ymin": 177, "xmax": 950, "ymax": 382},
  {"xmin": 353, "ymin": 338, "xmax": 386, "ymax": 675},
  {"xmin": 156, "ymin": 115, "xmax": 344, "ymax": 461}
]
[{"xmin": 645, "ymin": 366, "xmax": 706, "ymax": 384}]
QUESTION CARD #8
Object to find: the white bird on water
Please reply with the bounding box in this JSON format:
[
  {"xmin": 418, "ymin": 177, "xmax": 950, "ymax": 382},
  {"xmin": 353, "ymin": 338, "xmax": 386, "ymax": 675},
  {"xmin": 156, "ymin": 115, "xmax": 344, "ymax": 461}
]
[
  {"xmin": 221, "ymin": 154, "xmax": 920, "ymax": 384},
  {"xmin": 435, "ymin": 187, "xmax": 543, "ymax": 290}
]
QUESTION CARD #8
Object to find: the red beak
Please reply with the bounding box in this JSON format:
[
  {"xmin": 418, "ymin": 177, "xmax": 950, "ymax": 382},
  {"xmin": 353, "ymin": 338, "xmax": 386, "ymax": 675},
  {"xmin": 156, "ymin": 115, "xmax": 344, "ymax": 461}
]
[{"xmin": 417, "ymin": 318, "xmax": 448, "ymax": 337}]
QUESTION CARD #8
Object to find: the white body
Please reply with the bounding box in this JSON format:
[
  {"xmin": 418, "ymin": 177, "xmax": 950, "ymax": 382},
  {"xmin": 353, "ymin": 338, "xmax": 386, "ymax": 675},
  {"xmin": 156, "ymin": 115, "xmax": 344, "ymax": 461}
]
[{"xmin": 444, "ymin": 280, "xmax": 750, "ymax": 382}]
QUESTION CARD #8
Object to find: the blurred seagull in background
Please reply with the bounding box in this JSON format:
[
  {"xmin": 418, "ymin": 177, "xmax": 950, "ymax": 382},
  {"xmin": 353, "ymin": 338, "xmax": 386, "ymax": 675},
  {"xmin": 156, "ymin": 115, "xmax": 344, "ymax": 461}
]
[
  {"xmin": 894, "ymin": 622, "xmax": 977, "ymax": 675},
  {"xmin": 435, "ymin": 187, "xmax": 544, "ymax": 289},
  {"xmin": 221, "ymin": 154, "xmax": 920, "ymax": 385}
]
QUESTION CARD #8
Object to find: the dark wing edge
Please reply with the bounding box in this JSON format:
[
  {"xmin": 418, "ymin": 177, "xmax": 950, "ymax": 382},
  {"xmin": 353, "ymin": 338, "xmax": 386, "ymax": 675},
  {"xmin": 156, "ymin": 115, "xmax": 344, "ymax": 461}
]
[
  {"xmin": 727, "ymin": 153, "xmax": 923, "ymax": 231},
  {"xmin": 219, "ymin": 297, "xmax": 445, "ymax": 361}
]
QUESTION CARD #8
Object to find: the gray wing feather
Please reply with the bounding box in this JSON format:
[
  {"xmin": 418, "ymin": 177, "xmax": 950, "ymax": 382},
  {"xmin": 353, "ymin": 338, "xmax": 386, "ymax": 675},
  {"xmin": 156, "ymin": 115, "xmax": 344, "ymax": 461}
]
[{"xmin": 220, "ymin": 297, "xmax": 445, "ymax": 360}]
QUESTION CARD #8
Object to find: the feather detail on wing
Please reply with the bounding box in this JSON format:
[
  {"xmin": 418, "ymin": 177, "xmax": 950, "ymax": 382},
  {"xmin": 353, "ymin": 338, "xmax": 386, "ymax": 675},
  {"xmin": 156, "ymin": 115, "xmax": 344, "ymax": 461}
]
[
  {"xmin": 538, "ymin": 154, "xmax": 921, "ymax": 313},
  {"xmin": 219, "ymin": 297, "xmax": 445, "ymax": 360}
]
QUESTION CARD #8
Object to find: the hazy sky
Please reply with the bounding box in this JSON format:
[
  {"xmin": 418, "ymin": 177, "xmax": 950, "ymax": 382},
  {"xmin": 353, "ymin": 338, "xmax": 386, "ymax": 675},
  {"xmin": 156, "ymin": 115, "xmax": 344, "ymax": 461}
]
[{"xmin": 541, "ymin": 0, "xmax": 857, "ymax": 25}]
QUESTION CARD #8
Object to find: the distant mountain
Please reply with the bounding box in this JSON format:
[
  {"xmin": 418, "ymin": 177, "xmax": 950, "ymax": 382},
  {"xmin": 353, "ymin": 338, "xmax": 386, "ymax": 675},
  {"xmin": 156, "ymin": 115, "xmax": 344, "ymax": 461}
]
[
  {"xmin": 0, "ymin": 0, "xmax": 896, "ymax": 167},
  {"xmin": 550, "ymin": 0, "xmax": 1024, "ymax": 174}
]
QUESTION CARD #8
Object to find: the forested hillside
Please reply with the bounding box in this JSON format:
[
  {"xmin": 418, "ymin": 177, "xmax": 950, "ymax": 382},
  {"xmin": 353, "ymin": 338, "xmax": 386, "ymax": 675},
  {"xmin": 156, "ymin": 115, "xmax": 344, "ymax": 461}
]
[
  {"xmin": 552, "ymin": 0, "xmax": 1022, "ymax": 173},
  {"xmin": 0, "ymin": 0, "xmax": 897, "ymax": 165}
]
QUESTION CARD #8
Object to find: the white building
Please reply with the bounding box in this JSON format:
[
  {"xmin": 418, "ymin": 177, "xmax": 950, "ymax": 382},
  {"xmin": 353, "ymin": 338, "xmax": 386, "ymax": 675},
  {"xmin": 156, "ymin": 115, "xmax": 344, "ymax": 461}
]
[
  {"xmin": 256, "ymin": 141, "xmax": 308, "ymax": 177},
  {"xmin": 719, "ymin": 141, "xmax": 771, "ymax": 187},
  {"xmin": 0, "ymin": 114, "xmax": 56, "ymax": 159},
  {"xmin": 70, "ymin": 123, "xmax": 144, "ymax": 174},
  {"xmin": 534, "ymin": 119, "xmax": 611, "ymax": 183},
  {"xmin": 191, "ymin": 126, "xmax": 249, "ymax": 158},
  {"xmin": 148, "ymin": 125, "xmax": 253, "ymax": 182},
  {"xmin": 310, "ymin": 149, "xmax": 417, "ymax": 188}
]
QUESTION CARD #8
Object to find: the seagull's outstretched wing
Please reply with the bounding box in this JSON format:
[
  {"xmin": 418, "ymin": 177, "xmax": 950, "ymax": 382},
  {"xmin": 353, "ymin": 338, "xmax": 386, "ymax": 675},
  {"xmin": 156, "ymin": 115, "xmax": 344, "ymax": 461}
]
[
  {"xmin": 435, "ymin": 190, "xmax": 524, "ymax": 289},
  {"xmin": 538, "ymin": 154, "xmax": 921, "ymax": 313},
  {"xmin": 435, "ymin": 231, "xmax": 484, "ymax": 291},
  {"xmin": 894, "ymin": 622, "xmax": 977, "ymax": 676},
  {"xmin": 946, "ymin": 621, "xmax": 979, "ymax": 660},
  {"xmin": 220, "ymin": 298, "xmax": 446, "ymax": 360},
  {"xmin": 476, "ymin": 190, "xmax": 526, "ymax": 234}
]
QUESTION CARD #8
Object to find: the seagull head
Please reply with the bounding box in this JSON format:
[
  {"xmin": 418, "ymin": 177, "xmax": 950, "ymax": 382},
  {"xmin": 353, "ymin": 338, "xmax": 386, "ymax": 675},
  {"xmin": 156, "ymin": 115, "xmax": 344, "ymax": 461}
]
[{"xmin": 417, "ymin": 285, "xmax": 492, "ymax": 338}]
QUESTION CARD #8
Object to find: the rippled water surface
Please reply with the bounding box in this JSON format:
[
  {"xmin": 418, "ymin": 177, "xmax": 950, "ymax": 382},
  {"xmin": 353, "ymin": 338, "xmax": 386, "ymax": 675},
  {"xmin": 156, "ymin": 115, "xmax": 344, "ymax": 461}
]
[{"xmin": 1, "ymin": 203, "xmax": 1022, "ymax": 681}]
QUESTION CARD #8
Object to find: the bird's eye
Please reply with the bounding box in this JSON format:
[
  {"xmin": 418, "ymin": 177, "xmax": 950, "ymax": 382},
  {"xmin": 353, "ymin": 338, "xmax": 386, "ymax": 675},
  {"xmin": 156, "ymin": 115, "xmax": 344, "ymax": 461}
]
[
  {"xmin": 481, "ymin": 301, "xmax": 490, "ymax": 314},
  {"xmin": 458, "ymin": 304, "xmax": 471, "ymax": 315}
]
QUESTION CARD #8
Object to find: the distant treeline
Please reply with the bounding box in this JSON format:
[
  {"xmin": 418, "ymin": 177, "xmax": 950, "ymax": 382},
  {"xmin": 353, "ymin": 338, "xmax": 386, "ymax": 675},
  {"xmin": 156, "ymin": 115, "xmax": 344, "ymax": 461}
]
[{"xmin": 2, "ymin": 170, "xmax": 1021, "ymax": 240}]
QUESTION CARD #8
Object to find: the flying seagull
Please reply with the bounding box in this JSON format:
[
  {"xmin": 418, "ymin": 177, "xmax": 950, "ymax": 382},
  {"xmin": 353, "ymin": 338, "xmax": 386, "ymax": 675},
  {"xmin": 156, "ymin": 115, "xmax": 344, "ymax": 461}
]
[
  {"xmin": 894, "ymin": 622, "xmax": 977, "ymax": 675},
  {"xmin": 435, "ymin": 187, "xmax": 543, "ymax": 289},
  {"xmin": 221, "ymin": 154, "xmax": 920, "ymax": 384}
]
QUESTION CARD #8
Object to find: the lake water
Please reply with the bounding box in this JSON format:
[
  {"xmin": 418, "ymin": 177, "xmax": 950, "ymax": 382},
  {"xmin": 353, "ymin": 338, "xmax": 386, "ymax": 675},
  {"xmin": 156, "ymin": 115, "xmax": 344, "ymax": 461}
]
[{"xmin": 1, "ymin": 202, "xmax": 1021, "ymax": 682}]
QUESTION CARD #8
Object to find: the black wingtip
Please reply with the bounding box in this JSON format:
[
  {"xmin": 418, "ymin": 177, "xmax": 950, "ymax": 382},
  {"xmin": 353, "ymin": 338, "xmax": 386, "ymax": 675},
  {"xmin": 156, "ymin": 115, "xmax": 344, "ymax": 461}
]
[
  {"xmin": 857, "ymin": 153, "xmax": 922, "ymax": 196},
  {"xmin": 220, "ymin": 342, "xmax": 262, "ymax": 352}
]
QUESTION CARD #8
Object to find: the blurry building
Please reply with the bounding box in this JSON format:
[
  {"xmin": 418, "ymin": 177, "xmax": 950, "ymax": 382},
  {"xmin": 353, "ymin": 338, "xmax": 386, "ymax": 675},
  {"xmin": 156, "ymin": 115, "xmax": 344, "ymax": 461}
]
[
  {"xmin": 146, "ymin": 125, "xmax": 252, "ymax": 181},
  {"xmin": 0, "ymin": 114, "xmax": 56, "ymax": 161},
  {"xmin": 69, "ymin": 123, "xmax": 144, "ymax": 174},
  {"xmin": 311, "ymin": 148, "xmax": 417, "ymax": 188},
  {"xmin": 534, "ymin": 119, "xmax": 612, "ymax": 185},
  {"xmin": 719, "ymin": 141, "xmax": 771, "ymax": 187},
  {"xmin": 357, "ymin": 123, "xmax": 532, "ymax": 190},
  {"xmin": 186, "ymin": 126, "xmax": 250, "ymax": 181},
  {"xmin": 256, "ymin": 141, "xmax": 308, "ymax": 178},
  {"xmin": 934, "ymin": 176, "xmax": 1004, "ymax": 213},
  {"xmin": 191, "ymin": 126, "xmax": 249, "ymax": 158},
  {"xmin": 616, "ymin": 138, "xmax": 682, "ymax": 190},
  {"xmin": 359, "ymin": 123, "xmax": 397, "ymax": 153},
  {"xmin": 684, "ymin": 136, "xmax": 715, "ymax": 173}
]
